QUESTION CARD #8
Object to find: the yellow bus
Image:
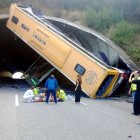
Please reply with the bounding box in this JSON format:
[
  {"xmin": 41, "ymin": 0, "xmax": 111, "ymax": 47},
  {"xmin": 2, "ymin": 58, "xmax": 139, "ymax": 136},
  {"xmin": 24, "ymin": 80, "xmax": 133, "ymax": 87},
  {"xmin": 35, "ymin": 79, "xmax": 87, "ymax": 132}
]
[{"xmin": 6, "ymin": 3, "xmax": 129, "ymax": 98}]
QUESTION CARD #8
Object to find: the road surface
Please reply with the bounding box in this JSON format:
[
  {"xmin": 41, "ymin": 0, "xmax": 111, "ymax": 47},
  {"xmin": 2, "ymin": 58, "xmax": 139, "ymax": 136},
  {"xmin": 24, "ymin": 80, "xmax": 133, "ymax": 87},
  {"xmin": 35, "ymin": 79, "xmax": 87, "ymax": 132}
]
[{"xmin": 0, "ymin": 88, "xmax": 140, "ymax": 140}]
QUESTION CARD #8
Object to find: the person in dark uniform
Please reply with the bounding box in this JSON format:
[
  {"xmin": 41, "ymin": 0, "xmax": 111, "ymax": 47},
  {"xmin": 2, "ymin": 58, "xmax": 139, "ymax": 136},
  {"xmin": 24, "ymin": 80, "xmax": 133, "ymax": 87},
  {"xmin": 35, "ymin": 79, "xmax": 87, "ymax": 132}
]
[
  {"xmin": 129, "ymin": 71, "xmax": 140, "ymax": 123},
  {"xmin": 75, "ymin": 74, "xmax": 82, "ymax": 103}
]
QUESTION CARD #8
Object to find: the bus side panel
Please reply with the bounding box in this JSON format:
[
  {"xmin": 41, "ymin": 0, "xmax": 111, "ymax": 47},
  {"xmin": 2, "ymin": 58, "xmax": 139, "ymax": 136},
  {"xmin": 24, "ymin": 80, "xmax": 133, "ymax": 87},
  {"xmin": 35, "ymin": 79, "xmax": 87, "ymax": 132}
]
[{"xmin": 30, "ymin": 26, "xmax": 72, "ymax": 68}]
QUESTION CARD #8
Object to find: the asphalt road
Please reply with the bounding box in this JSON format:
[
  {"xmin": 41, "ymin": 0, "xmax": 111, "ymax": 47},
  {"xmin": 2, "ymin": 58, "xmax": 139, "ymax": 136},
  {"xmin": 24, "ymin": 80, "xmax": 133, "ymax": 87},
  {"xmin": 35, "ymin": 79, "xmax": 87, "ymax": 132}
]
[{"xmin": 0, "ymin": 88, "xmax": 140, "ymax": 140}]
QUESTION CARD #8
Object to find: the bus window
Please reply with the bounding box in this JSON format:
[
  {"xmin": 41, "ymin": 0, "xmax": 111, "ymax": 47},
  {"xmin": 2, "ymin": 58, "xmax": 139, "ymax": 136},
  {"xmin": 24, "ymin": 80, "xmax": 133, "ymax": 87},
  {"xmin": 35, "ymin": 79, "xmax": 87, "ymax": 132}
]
[{"xmin": 96, "ymin": 75, "xmax": 115, "ymax": 97}]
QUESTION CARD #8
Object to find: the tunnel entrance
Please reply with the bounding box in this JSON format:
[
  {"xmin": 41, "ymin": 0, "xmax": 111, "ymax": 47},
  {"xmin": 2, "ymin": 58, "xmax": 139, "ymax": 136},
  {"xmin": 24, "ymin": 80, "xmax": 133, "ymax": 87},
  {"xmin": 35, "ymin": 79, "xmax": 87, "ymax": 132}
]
[
  {"xmin": 13, "ymin": 71, "xmax": 24, "ymax": 79},
  {"xmin": 0, "ymin": 16, "xmax": 74, "ymax": 89}
]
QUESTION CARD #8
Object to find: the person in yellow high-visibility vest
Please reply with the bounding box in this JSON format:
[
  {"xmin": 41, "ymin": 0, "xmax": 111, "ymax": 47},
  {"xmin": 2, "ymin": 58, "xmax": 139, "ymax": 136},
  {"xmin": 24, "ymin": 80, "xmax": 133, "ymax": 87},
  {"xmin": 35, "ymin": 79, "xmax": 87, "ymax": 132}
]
[
  {"xmin": 129, "ymin": 71, "xmax": 140, "ymax": 123},
  {"xmin": 33, "ymin": 87, "xmax": 40, "ymax": 96},
  {"xmin": 129, "ymin": 71, "xmax": 140, "ymax": 113},
  {"xmin": 57, "ymin": 87, "xmax": 66, "ymax": 101}
]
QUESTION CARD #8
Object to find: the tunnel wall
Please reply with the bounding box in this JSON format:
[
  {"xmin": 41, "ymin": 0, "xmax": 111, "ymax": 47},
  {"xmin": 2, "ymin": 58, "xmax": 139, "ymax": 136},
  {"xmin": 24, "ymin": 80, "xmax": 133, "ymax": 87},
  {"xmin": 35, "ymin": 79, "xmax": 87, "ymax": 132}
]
[
  {"xmin": 0, "ymin": 56, "xmax": 12, "ymax": 78},
  {"xmin": 0, "ymin": 14, "xmax": 40, "ymax": 74},
  {"xmin": 0, "ymin": 15, "xmax": 11, "ymax": 77},
  {"xmin": 0, "ymin": 71, "xmax": 12, "ymax": 77}
]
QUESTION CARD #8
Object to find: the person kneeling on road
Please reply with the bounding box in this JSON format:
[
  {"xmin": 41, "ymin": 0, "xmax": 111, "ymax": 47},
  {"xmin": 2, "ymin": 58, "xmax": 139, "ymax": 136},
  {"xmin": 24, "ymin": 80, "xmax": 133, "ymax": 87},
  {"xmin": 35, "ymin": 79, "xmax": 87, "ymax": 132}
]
[
  {"xmin": 23, "ymin": 87, "xmax": 35, "ymax": 103},
  {"xmin": 57, "ymin": 87, "xmax": 66, "ymax": 101}
]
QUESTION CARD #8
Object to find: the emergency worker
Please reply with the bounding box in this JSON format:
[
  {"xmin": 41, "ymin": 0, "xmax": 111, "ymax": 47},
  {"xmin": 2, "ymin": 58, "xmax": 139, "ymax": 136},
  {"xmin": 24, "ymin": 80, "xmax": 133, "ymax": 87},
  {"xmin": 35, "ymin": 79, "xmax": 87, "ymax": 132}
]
[
  {"xmin": 57, "ymin": 87, "xmax": 66, "ymax": 101},
  {"xmin": 129, "ymin": 71, "xmax": 140, "ymax": 112},
  {"xmin": 129, "ymin": 71, "xmax": 140, "ymax": 123},
  {"xmin": 34, "ymin": 87, "xmax": 40, "ymax": 95}
]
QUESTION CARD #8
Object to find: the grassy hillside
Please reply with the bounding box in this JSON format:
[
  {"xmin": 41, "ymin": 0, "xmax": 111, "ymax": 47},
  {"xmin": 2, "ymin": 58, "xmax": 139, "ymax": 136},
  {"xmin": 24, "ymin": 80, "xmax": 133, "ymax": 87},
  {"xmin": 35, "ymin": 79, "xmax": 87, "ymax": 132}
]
[{"xmin": 1, "ymin": 0, "xmax": 140, "ymax": 67}]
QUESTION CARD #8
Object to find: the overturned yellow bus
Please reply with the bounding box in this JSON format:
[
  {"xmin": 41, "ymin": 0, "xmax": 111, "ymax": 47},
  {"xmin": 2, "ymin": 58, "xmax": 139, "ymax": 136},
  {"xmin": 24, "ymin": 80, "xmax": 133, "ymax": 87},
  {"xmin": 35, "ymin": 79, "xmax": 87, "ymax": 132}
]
[{"xmin": 6, "ymin": 3, "xmax": 131, "ymax": 98}]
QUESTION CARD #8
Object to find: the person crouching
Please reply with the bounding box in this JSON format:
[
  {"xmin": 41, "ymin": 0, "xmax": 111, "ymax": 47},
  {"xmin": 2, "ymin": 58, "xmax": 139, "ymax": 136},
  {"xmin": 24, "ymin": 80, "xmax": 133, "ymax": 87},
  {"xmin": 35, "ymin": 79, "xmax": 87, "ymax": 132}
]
[
  {"xmin": 23, "ymin": 87, "xmax": 35, "ymax": 103},
  {"xmin": 57, "ymin": 87, "xmax": 66, "ymax": 101}
]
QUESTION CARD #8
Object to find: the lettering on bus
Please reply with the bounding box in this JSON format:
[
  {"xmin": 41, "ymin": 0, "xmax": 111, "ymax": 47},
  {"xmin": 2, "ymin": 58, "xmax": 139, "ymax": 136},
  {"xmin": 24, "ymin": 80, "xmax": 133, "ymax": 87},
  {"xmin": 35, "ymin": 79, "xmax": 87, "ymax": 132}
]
[
  {"xmin": 85, "ymin": 71, "xmax": 97, "ymax": 85},
  {"xmin": 21, "ymin": 24, "xmax": 30, "ymax": 32},
  {"xmin": 33, "ymin": 33, "xmax": 46, "ymax": 45}
]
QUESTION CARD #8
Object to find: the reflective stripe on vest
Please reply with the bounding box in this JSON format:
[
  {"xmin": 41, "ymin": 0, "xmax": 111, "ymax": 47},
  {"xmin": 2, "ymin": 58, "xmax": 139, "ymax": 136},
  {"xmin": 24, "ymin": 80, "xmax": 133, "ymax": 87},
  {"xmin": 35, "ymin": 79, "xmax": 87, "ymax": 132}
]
[{"xmin": 131, "ymin": 77, "xmax": 140, "ymax": 91}]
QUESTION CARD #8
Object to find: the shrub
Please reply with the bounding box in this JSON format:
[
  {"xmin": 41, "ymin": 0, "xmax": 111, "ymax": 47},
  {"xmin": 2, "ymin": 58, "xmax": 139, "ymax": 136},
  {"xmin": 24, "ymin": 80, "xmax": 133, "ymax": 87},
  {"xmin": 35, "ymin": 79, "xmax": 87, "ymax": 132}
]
[
  {"xmin": 83, "ymin": 7, "xmax": 97, "ymax": 28},
  {"xmin": 129, "ymin": 47, "xmax": 140, "ymax": 60},
  {"xmin": 83, "ymin": 7, "xmax": 122, "ymax": 31},
  {"xmin": 128, "ymin": 47, "xmax": 140, "ymax": 67},
  {"xmin": 111, "ymin": 20, "xmax": 140, "ymax": 46}
]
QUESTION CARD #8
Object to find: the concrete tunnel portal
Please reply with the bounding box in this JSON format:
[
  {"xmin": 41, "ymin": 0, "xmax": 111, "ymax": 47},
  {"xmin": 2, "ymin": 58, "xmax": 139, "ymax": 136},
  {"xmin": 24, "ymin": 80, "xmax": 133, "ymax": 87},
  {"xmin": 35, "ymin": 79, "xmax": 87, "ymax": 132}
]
[
  {"xmin": 0, "ymin": 15, "xmax": 74, "ymax": 89},
  {"xmin": 0, "ymin": 14, "xmax": 139, "ymax": 95}
]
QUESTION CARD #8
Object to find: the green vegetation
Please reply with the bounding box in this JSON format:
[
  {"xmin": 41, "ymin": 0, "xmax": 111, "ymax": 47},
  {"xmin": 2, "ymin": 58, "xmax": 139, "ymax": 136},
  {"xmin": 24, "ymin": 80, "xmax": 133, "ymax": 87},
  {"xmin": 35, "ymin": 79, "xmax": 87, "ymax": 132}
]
[
  {"xmin": 128, "ymin": 39, "xmax": 140, "ymax": 66},
  {"xmin": 84, "ymin": 8, "xmax": 122, "ymax": 31},
  {"xmin": 111, "ymin": 21, "xmax": 140, "ymax": 46},
  {"xmin": 1, "ymin": 0, "xmax": 140, "ymax": 66},
  {"xmin": 129, "ymin": 47, "xmax": 140, "ymax": 60}
]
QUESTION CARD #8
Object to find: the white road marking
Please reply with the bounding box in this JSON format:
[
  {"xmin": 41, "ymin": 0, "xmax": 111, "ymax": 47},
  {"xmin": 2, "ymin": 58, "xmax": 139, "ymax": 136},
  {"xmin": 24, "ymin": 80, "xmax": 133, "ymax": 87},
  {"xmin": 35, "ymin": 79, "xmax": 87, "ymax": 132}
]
[
  {"xmin": 72, "ymin": 99, "xmax": 87, "ymax": 106},
  {"xmin": 80, "ymin": 102, "xmax": 87, "ymax": 106},
  {"xmin": 15, "ymin": 94, "xmax": 19, "ymax": 106}
]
